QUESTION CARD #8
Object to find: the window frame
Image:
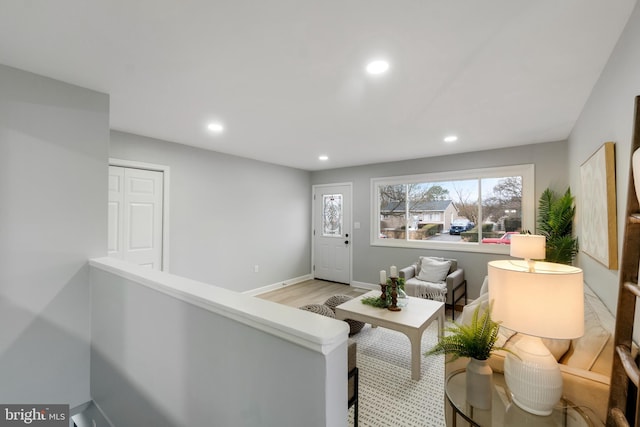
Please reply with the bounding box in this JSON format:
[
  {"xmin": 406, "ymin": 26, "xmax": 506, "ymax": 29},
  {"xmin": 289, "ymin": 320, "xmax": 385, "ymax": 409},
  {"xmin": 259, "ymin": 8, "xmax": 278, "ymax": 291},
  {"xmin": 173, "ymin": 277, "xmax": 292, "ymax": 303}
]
[{"xmin": 370, "ymin": 164, "xmax": 535, "ymax": 254}]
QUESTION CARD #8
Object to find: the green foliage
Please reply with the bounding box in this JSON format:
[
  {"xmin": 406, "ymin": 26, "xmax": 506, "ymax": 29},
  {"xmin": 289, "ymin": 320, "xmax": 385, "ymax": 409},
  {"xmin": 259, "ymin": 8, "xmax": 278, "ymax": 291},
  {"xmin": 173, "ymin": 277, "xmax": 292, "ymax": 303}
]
[
  {"xmin": 362, "ymin": 278, "xmax": 405, "ymax": 308},
  {"xmin": 537, "ymin": 188, "xmax": 578, "ymax": 264},
  {"xmin": 411, "ymin": 224, "xmax": 440, "ymax": 240},
  {"xmin": 425, "ymin": 303, "xmax": 509, "ymax": 361},
  {"xmin": 361, "ymin": 296, "xmax": 389, "ymax": 308},
  {"xmin": 420, "ymin": 223, "xmax": 440, "ymax": 236},
  {"xmin": 461, "ymin": 227, "xmax": 478, "ymax": 242}
]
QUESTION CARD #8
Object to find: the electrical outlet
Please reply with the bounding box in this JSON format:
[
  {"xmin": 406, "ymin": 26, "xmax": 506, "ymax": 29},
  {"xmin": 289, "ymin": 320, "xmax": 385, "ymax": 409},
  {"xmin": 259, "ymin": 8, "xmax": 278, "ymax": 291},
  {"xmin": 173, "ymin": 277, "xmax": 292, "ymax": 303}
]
[{"xmin": 254, "ymin": 265, "xmax": 259, "ymax": 273}]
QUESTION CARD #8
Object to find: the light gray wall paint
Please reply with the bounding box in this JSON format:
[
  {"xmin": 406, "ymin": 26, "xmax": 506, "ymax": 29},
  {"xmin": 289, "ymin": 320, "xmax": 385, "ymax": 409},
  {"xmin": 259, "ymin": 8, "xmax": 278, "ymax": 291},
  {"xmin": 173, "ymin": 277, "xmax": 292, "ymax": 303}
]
[
  {"xmin": 568, "ymin": 1, "xmax": 640, "ymax": 317},
  {"xmin": 0, "ymin": 64, "xmax": 109, "ymax": 406},
  {"xmin": 90, "ymin": 265, "xmax": 347, "ymax": 427},
  {"xmin": 110, "ymin": 131, "xmax": 311, "ymax": 292},
  {"xmin": 311, "ymin": 141, "xmax": 568, "ymax": 299}
]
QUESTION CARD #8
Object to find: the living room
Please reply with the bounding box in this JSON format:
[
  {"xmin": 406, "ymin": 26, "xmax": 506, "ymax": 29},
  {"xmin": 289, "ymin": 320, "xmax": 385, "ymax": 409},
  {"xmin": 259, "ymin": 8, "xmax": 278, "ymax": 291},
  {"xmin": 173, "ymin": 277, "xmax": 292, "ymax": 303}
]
[{"xmin": 2, "ymin": 1, "xmax": 640, "ymax": 426}]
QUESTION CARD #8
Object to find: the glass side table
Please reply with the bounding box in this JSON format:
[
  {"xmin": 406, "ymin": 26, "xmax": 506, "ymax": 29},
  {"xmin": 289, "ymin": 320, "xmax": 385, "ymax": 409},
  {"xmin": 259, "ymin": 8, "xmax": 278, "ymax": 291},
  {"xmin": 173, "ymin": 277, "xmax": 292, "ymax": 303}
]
[{"xmin": 445, "ymin": 369, "xmax": 594, "ymax": 427}]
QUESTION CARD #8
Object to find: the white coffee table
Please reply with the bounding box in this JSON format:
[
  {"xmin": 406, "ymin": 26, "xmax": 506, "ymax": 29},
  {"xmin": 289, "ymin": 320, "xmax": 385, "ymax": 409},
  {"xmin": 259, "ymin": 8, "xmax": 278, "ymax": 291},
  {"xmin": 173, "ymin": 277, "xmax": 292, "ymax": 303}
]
[{"xmin": 335, "ymin": 290, "xmax": 445, "ymax": 380}]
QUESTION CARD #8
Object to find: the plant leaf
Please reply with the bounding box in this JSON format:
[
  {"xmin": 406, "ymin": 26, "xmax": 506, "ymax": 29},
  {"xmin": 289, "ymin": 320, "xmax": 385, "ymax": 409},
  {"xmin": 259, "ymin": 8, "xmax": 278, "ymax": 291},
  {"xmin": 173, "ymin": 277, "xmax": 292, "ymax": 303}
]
[{"xmin": 425, "ymin": 301, "xmax": 504, "ymax": 361}]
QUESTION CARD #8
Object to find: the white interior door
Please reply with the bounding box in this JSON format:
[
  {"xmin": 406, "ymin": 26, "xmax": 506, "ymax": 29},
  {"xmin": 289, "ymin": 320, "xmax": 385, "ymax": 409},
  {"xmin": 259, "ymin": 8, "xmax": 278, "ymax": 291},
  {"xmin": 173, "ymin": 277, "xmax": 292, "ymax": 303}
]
[
  {"xmin": 313, "ymin": 184, "xmax": 351, "ymax": 284},
  {"xmin": 108, "ymin": 166, "xmax": 164, "ymax": 270}
]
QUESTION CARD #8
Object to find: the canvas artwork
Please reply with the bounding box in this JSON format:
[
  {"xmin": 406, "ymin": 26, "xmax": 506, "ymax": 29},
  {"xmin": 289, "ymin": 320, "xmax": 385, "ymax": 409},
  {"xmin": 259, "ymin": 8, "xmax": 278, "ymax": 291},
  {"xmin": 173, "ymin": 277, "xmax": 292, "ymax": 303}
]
[{"xmin": 580, "ymin": 142, "xmax": 617, "ymax": 269}]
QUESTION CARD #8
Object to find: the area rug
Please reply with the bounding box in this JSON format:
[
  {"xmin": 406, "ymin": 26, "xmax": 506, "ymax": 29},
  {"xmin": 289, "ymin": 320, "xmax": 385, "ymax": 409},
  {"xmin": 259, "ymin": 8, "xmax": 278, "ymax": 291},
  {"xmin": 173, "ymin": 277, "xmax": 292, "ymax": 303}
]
[{"xmin": 347, "ymin": 322, "xmax": 445, "ymax": 426}]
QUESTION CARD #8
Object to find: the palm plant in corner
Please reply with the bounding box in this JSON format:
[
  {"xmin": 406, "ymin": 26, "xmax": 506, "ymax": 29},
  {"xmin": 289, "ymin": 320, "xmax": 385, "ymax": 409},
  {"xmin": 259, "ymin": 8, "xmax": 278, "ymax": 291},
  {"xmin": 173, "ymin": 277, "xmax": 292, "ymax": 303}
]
[
  {"xmin": 538, "ymin": 187, "xmax": 579, "ymax": 265},
  {"xmin": 425, "ymin": 302, "xmax": 510, "ymax": 409}
]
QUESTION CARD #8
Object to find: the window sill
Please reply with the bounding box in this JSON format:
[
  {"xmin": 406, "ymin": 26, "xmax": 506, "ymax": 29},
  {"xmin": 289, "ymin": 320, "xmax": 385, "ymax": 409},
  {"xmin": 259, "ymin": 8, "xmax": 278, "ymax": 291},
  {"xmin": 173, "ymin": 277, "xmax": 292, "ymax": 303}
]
[{"xmin": 370, "ymin": 238, "xmax": 512, "ymax": 255}]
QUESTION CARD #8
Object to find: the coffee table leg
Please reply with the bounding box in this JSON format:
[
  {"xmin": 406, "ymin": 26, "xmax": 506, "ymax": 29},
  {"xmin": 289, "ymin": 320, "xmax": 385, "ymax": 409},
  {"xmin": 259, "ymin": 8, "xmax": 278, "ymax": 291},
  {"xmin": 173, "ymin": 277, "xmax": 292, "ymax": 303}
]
[
  {"xmin": 409, "ymin": 314, "xmax": 442, "ymax": 380},
  {"xmin": 409, "ymin": 332, "xmax": 421, "ymax": 380}
]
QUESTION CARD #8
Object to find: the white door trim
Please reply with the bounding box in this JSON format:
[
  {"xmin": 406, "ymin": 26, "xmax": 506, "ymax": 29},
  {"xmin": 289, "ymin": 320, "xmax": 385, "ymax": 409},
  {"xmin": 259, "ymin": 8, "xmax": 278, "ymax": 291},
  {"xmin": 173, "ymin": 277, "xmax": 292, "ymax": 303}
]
[
  {"xmin": 109, "ymin": 158, "xmax": 171, "ymax": 272},
  {"xmin": 311, "ymin": 182, "xmax": 353, "ymax": 285}
]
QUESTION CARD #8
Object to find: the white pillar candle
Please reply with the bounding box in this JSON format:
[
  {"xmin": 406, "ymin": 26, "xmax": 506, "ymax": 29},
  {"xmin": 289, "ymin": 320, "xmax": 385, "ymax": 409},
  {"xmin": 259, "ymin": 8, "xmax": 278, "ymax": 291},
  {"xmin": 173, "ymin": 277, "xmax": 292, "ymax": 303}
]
[
  {"xmin": 380, "ymin": 270, "xmax": 386, "ymax": 284},
  {"xmin": 390, "ymin": 265, "xmax": 397, "ymax": 278}
]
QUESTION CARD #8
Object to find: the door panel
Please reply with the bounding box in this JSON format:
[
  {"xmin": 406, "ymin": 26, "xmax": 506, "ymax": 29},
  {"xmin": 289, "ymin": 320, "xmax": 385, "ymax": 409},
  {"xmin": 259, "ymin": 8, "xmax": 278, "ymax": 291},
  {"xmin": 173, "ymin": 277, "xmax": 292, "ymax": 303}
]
[
  {"xmin": 129, "ymin": 176, "xmax": 155, "ymax": 194},
  {"xmin": 107, "ymin": 202, "xmax": 120, "ymax": 253},
  {"xmin": 333, "ymin": 245, "xmax": 347, "ymax": 271},
  {"xmin": 128, "ymin": 203, "xmax": 154, "ymax": 249},
  {"xmin": 313, "ymin": 184, "xmax": 351, "ymax": 284},
  {"xmin": 108, "ymin": 167, "xmax": 124, "ymax": 258},
  {"xmin": 318, "ymin": 244, "xmax": 330, "ymax": 270}
]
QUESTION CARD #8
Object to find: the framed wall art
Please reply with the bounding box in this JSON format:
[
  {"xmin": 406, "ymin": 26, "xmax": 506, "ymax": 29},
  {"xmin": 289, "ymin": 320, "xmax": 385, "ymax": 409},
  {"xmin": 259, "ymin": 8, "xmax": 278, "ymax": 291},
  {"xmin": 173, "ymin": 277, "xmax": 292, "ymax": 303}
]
[{"xmin": 580, "ymin": 141, "xmax": 618, "ymax": 269}]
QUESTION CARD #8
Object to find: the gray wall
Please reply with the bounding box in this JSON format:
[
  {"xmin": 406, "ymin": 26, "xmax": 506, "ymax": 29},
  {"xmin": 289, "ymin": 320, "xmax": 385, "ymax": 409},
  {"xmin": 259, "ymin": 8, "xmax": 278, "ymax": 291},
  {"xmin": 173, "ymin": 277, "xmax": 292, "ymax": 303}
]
[
  {"xmin": 569, "ymin": 1, "xmax": 640, "ymax": 316},
  {"xmin": 90, "ymin": 261, "xmax": 348, "ymax": 427},
  {"xmin": 311, "ymin": 141, "xmax": 568, "ymax": 299},
  {"xmin": 110, "ymin": 131, "xmax": 311, "ymax": 292},
  {"xmin": 0, "ymin": 65, "xmax": 109, "ymax": 406}
]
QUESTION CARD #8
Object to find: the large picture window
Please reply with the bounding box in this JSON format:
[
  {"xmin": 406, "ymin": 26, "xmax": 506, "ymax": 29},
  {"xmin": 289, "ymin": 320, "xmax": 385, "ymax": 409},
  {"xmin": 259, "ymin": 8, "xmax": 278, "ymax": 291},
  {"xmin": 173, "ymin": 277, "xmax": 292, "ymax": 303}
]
[{"xmin": 371, "ymin": 164, "xmax": 535, "ymax": 253}]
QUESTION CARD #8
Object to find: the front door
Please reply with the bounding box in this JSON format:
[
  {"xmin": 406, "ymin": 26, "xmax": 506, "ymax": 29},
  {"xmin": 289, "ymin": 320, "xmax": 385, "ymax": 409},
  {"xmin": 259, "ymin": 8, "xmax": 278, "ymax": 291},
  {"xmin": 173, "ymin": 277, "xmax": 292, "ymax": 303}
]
[{"xmin": 313, "ymin": 183, "xmax": 352, "ymax": 284}]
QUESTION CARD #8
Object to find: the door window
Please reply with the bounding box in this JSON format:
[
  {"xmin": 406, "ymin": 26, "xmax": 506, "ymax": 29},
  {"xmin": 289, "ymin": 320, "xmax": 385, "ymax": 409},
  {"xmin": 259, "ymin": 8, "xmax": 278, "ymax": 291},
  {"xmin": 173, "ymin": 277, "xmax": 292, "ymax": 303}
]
[{"xmin": 322, "ymin": 194, "xmax": 343, "ymax": 237}]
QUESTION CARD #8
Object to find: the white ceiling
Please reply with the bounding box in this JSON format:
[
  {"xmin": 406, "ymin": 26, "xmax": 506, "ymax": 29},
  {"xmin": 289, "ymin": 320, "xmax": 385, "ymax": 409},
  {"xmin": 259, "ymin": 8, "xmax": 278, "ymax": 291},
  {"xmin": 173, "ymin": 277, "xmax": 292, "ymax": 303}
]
[{"xmin": 0, "ymin": 1, "xmax": 636, "ymax": 170}]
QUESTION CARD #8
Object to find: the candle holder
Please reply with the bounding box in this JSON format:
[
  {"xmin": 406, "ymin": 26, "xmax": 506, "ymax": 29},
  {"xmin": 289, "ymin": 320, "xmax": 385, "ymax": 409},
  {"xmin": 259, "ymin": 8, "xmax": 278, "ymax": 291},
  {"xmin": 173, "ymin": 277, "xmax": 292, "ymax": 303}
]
[
  {"xmin": 388, "ymin": 277, "xmax": 401, "ymax": 311},
  {"xmin": 380, "ymin": 283, "xmax": 388, "ymax": 302}
]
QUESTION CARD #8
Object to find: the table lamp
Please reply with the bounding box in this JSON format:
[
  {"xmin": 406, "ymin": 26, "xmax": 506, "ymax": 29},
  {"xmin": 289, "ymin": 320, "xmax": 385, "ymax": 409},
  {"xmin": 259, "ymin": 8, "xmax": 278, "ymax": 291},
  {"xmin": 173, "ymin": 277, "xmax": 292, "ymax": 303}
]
[
  {"xmin": 510, "ymin": 234, "xmax": 546, "ymax": 272},
  {"xmin": 488, "ymin": 243, "xmax": 583, "ymax": 415}
]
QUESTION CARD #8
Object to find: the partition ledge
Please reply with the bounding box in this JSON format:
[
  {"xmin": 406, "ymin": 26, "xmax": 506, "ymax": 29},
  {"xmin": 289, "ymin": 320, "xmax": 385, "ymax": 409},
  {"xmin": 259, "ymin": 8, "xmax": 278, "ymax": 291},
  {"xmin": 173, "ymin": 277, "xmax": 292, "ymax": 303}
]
[{"xmin": 89, "ymin": 257, "xmax": 349, "ymax": 355}]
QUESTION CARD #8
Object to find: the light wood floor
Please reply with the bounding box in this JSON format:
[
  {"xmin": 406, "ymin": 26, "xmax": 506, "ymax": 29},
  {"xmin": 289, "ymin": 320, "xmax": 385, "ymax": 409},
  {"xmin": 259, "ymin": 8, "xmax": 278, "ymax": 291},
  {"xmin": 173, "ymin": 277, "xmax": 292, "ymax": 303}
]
[
  {"xmin": 256, "ymin": 279, "xmax": 369, "ymax": 308},
  {"xmin": 257, "ymin": 279, "xmax": 461, "ymax": 320}
]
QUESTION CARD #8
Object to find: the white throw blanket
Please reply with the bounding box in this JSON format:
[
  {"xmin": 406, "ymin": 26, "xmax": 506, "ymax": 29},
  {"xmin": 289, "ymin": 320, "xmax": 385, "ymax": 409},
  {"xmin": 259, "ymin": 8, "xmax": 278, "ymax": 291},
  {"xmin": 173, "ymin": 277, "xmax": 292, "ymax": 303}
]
[{"xmin": 406, "ymin": 280, "xmax": 447, "ymax": 302}]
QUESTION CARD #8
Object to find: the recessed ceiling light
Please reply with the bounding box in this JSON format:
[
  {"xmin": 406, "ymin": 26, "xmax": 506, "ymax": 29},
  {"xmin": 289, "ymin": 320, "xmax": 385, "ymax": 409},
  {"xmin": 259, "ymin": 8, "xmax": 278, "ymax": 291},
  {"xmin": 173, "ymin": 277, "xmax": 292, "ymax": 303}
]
[
  {"xmin": 444, "ymin": 135, "xmax": 458, "ymax": 143},
  {"xmin": 366, "ymin": 60, "xmax": 390, "ymax": 75},
  {"xmin": 207, "ymin": 122, "xmax": 225, "ymax": 133},
  {"xmin": 319, "ymin": 155, "xmax": 329, "ymax": 161}
]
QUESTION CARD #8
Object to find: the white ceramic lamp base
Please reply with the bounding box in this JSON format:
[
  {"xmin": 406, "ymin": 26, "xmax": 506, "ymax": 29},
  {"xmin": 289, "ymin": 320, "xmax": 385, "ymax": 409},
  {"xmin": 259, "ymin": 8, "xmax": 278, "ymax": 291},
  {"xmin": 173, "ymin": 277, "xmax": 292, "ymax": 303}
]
[{"xmin": 504, "ymin": 335, "xmax": 562, "ymax": 416}]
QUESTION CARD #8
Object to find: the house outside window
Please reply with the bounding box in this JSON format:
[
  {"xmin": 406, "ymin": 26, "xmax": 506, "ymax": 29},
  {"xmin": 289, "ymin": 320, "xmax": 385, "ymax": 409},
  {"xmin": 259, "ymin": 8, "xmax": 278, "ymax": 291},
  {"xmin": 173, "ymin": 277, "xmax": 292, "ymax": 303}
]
[{"xmin": 371, "ymin": 164, "xmax": 535, "ymax": 253}]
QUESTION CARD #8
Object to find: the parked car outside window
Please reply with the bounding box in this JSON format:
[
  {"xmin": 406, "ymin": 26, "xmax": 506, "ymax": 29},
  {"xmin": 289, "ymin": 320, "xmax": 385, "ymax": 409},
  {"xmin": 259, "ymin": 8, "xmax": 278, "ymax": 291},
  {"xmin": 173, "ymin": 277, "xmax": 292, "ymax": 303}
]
[
  {"xmin": 481, "ymin": 231, "xmax": 518, "ymax": 244},
  {"xmin": 449, "ymin": 220, "xmax": 473, "ymax": 235}
]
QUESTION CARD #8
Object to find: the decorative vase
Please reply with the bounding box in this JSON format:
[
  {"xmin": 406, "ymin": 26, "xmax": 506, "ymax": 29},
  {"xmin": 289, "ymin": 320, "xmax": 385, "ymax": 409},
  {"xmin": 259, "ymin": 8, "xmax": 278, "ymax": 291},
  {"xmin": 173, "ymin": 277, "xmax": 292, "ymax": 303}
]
[
  {"xmin": 397, "ymin": 287, "xmax": 408, "ymax": 307},
  {"xmin": 466, "ymin": 358, "xmax": 493, "ymax": 410}
]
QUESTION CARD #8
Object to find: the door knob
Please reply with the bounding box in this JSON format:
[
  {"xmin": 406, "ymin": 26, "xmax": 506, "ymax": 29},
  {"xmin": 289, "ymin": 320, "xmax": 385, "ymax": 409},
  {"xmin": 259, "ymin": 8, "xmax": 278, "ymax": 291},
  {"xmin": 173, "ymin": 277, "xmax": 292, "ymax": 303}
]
[{"xmin": 344, "ymin": 240, "xmax": 349, "ymax": 245}]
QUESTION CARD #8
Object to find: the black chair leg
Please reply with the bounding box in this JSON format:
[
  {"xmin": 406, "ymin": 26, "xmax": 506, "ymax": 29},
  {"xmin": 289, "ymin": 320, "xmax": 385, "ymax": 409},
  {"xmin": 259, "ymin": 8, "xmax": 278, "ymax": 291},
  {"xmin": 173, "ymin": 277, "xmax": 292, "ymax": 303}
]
[{"xmin": 348, "ymin": 367, "xmax": 359, "ymax": 427}]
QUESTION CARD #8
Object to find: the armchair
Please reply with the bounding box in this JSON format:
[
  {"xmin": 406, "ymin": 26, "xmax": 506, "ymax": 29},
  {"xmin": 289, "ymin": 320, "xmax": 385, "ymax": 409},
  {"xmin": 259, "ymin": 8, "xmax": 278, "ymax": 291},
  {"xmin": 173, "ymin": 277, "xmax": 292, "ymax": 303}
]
[{"xmin": 399, "ymin": 256, "xmax": 466, "ymax": 320}]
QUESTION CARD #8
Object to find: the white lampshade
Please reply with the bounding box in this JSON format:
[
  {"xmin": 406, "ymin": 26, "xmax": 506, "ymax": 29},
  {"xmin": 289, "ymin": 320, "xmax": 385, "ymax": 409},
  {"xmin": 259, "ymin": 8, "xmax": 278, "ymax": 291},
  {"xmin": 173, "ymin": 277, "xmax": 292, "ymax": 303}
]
[
  {"xmin": 510, "ymin": 234, "xmax": 546, "ymax": 260},
  {"xmin": 488, "ymin": 259, "xmax": 584, "ymax": 415},
  {"xmin": 488, "ymin": 260, "xmax": 583, "ymax": 339}
]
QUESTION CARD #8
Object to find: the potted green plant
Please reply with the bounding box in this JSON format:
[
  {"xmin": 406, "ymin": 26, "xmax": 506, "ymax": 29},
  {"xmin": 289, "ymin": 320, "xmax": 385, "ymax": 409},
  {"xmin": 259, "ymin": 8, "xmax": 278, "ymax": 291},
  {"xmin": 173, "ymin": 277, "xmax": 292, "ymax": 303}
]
[
  {"xmin": 425, "ymin": 302, "xmax": 507, "ymax": 361},
  {"xmin": 425, "ymin": 303, "xmax": 510, "ymax": 409},
  {"xmin": 537, "ymin": 187, "xmax": 579, "ymax": 265}
]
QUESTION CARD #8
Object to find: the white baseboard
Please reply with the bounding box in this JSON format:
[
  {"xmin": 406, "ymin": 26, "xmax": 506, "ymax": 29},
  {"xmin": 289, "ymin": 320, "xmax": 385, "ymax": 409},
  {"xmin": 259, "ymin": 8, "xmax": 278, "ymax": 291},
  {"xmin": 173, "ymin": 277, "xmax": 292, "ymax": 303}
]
[
  {"xmin": 243, "ymin": 274, "xmax": 314, "ymax": 296},
  {"xmin": 350, "ymin": 281, "xmax": 377, "ymax": 290}
]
